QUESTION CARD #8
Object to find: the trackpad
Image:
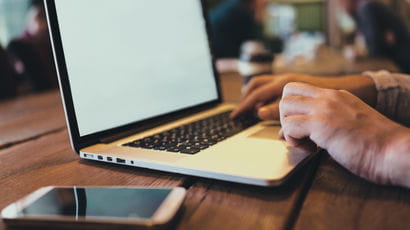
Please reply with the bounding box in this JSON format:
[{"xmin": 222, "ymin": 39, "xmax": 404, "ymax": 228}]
[{"xmin": 249, "ymin": 124, "xmax": 281, "ymax": 140}]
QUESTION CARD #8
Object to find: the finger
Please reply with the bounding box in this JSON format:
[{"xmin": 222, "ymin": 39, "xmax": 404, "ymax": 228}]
[
  {"xmin": 280, "ymin": 126, "xmax": 311, "ymax": 150},
  {"xmin": 281, "ymin": 115, "xmax": 312, "ymax": 141},
  {"xmin": 242, "ymin": 76, "xmax": 274, "ymax": 100},
  {"xmin": 281, "ymin": 115, "xmax": 317, "ymax": 153},
  {"xmin": 257, "ymin": 102, "xmax": 280, "ymax": 120},
  {"xmin": 278, "ymin": 128, "xmax": 285, "ymax": 140},
  {"xmin": 231, "ymin": 83, "xmax": 281, "ymax": 118},
  {"xmin": 285, "ymin": 136, "xmax": 318, "ymax": 153},
  {"xmin": 279, "ymin": 95, "xmax": 316, "ymax": 123},
  {"xmin": 282, "ymin": 82, "xmax": 324, "ymax": 98}
]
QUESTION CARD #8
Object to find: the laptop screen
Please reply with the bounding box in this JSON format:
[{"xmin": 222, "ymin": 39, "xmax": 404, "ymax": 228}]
[{"xmin": 53, "ymin": 0, "xmax": 218, "ymax": 137}]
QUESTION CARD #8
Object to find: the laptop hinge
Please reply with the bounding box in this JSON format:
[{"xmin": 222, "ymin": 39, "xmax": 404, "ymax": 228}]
[{"xmin": 99, "ymin": 124, "xmax": 159, "ymax": 144}]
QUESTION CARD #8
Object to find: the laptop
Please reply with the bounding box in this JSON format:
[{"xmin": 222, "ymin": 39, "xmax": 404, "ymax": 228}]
[{"xmin": 44, "ymin": 0, "xmax": 314, "ymax": 186}]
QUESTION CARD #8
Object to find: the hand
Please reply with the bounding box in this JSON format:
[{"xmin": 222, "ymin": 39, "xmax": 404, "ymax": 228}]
[
  {"xmin": 230, "ymin": 74, "xmax": 310, "ymax": 120},
  {"xmin": 230, "ymin": 73, "xmax": 377, "ymax": 120},
  {"xmin": 280, "ymin": 82, "xmax": 409, "ymax": 186}
]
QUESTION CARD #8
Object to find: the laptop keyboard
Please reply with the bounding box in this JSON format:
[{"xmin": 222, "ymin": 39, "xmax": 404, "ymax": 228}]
[{"xmin": 123, "ymin": 111, "xmax": 259, "ymax": 154}]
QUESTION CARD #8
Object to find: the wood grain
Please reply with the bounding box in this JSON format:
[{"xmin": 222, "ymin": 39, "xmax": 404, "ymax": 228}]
[
  {"xmin": 0, "ymin": 129, "xmax": 185, "ymax": 202},
  {"xmin": 176, "ymin": 161, "xmax": 319, "ymax": 230},
  {"xmin": 0, "ymin": 90, "xmax": 65, "ymax": 148},
  {"xmin": 294, "ymin": 155, "xmax": 410, "ymax": 230},
  {"xmin": 0, "ymin": 130, "xmax": 186, "ymax": 230}
]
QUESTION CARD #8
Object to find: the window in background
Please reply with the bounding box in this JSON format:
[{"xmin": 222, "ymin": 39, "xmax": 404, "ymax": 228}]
[
  {"xmin": 265, "ymin": 1, "xmax": 326, "ymax": 60},
  {"xmin": 266, "ymin": 4, "xmax": 295, "ymax": 40},
  {"xmin": 265, "ymin": 1, "xmax": 325, "ymax": 40},
  {"xmin": 295, "ymin": 2, "xmax": 324, "ymax": 32},
  {"xmin": 0, "ymin": 0, "xmax": 30, "ymax": 46}
]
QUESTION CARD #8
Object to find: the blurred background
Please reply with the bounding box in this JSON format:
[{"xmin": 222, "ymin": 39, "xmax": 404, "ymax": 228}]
[
  {"xmin": 0, "ymin": 0, "xmax": 56, "ymax": 99},
  {"xmin": 208, "ymin": 0, "xmax": 410, "ymax": 76},
  {"xmin": 0, "ymin": 0, "xmax": 409, "ymax": 100}
]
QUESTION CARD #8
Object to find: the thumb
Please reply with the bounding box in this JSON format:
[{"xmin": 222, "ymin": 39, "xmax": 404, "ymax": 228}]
[{"xmin": 257, "ymin": 103, "xmax": 280, "ymax": 120}]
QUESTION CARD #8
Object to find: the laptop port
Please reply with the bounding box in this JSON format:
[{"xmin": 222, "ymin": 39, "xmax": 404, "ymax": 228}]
[
  {"xmin": 107, "ymin": 157, "xmax": 113, "ymax": 162},
  {"xmin": 97, "ymin": 155, "xmax": 103, "ymax": 160},
  {"xmin": 83, "ymin": 153, "xmax": 93, "ymax": 158},
  {"xmin": 116, "ymin": 158, "xmax": 126, "ymax": 164}
]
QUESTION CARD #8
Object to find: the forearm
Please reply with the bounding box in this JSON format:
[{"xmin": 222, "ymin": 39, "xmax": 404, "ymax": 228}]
[
  {"xmin": 363, "ymin": 71, "xmax": 410, "ymax": 126},
  {"xmin": 384, "ymin": 127, "xmax": 410, "ymax": 188}
]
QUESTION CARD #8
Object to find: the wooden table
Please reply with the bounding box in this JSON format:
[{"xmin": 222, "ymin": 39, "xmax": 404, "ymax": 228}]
[{"xmin": 1, "ymin": 74, "xmax": 409, "ymax": 230}]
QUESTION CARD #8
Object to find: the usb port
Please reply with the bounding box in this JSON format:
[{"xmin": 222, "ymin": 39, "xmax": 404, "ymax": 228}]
[
  {"xmin": 116, "ymin": 158, "xmax": 126, "ymax": 164},
  {"xmin": 97, "ymin": 155, "xmax": 103, "ymax": 160},
  {"xmin": 107, "ymin": 157, "xmax": 113, "ymax": 162},
  {"xmin": 83, "ymin": 153, "xmax": 93, "ymax": 158}
]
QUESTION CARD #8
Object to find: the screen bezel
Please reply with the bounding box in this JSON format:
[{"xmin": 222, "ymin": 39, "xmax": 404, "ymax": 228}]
[
  {"xmin": 44, "ymin": 0, "xmax": 222, "ymax": 152},
  {"xmin": 1, "ymin": 186, "xmax": 186, "ymax": 227}
]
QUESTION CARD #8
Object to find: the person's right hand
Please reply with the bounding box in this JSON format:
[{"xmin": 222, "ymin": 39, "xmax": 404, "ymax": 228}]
[{"xmin": 279, "ymin": 82, "xmax": 410, "ymax": 186}]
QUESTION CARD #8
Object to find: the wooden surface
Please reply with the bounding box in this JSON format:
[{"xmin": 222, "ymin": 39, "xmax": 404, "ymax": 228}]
[
  {"xmin": 294, "ymin": 156, "xmax": 410, "ymax": 230},
  {"xmin": 1, "ymin": 74, "xmax": 409, "ymax": 230},
  {"xmin": 0, "ymin": 91, "xmax": 65, "ymax": 149}
]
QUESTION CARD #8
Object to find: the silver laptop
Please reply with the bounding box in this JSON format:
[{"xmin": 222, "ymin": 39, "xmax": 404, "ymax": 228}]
[{"xmin": 45, "ymin": 0, "xmax": 314, "ymax": 186}]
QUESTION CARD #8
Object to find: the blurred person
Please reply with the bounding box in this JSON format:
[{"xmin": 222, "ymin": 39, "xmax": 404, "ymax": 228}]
[
  {"xmin": 209, "ymin": 0, "xmax": 267, "ymax": 58},
  {"xmin": 340, "ymin": 0, "xmax": 410, "ymax": 73},
  {"xmin": 7, "ymin": 0, "xmax": 58, "ymax": 92},
  {"xmin": 21, "ymin": 0, "xmax": 49, "ymax": 41},
  {"xmin": 231, "ymin": 71, "xmax": 410, "ymax": 187},
  {"xmin": 0, "ymin": 44, "xmax": 17, "ymax": 99}
]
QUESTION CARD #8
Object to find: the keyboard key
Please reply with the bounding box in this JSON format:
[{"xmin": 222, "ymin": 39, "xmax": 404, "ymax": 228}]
[
  {"xmin": 123, "ymin": 111, "xmax": 259, "ymax": 154},
  {"xmin": 180, "ymin": 147, "xmax": 200, "ymax": 154}
]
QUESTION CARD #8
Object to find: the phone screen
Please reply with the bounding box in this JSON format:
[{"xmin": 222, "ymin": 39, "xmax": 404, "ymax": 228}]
[{"xmin": 16, "ymin": 188, "xmax": 171, "ymax": 220}]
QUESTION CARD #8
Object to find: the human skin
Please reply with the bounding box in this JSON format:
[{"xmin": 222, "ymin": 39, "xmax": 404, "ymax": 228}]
[
  {"xmin": 279, "ymin": 82, "xmax": 410, "ymax": 187},
  {"xmin": 230, "ymin": 73, "xmax": 377, "ymax": 120}
]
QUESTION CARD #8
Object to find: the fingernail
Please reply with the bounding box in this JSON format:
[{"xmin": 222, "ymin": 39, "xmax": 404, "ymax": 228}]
[{"xmin": 258, "ymin": 108, "xmax": 270, "ymax": 118}]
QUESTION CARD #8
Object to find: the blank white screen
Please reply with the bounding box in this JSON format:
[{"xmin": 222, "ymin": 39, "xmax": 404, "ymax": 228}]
[{"xmin": 54, "ymin": 0, "xmax": 218, "ymax": 136}]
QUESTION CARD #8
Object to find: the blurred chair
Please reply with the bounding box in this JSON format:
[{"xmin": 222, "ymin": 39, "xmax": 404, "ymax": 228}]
[{"xmin": 0, "ymin": 45, "xmax": 17, "ymax": 99}]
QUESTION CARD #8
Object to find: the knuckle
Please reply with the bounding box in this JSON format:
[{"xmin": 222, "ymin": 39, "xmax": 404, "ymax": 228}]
[
  {"xmin": 326, "ymin": 88, "xmax": 345, "ymax": 98},
  {"xmin": 322, "ymin": 88, "xmax": 337, "ymax": 96},
  {"xmin": 338, "ymin": 89, "xmax": 353, "ymax": 98},
  {"xmin": 279, "ymin": 97, "xmax": 288, "ymax": 109},
  {"xmin": 282, "ymin": 82, "xmax": 295, "ymax": 94}
]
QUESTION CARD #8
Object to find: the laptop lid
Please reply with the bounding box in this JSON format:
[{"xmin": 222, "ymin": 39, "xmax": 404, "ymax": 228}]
[{"xmin": 45, "ymin": 0, "xmax": 222, "ymax": 152}]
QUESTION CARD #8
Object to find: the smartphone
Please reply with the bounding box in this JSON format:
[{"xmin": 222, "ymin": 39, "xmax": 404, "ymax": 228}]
[{"xmin": 1, "ymin": 186, "xmax": 186, "ymax": 229}]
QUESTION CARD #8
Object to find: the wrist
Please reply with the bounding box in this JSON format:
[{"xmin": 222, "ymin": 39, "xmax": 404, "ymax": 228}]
[
  {"xmin": 284, "ymin": 74, "xmax": 324, "ymax": 88},
  {"xmin": 383, "ymin": 126, "xmax": 410, "ymax": 187}
]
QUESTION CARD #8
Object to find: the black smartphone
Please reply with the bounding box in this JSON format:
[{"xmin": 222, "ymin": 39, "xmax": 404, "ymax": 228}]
[{"xmin": 1, "ymin": 186, "xmax": 186, "ymax": 229}]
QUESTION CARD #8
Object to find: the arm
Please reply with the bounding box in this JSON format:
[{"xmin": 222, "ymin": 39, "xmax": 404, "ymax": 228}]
[
  {"xmin": 364, "ymin": 71, "xmax": 410, "ymax": 126},
  {"xmin": 385, "ymin": 130, "xmax": 410, "ymax": 187},
  {"xmin": 279, "ymin": 82, "xmax": 410, "ymax": 188}
]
